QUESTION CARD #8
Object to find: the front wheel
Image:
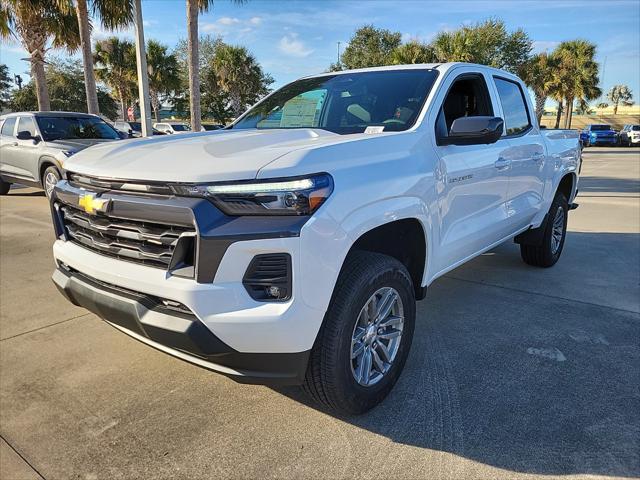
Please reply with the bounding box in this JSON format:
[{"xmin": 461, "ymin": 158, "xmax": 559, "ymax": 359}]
[
  {"xmin": 302, "ymin": 251, "xmax": 416, "ymax": 415},
  {"xmin": 520, "ymin": 191, "xmax": 569, "ymax": 267},
  {"xmin": 42, "ymin": 166, "xmax": 61, "ymax": 199}
]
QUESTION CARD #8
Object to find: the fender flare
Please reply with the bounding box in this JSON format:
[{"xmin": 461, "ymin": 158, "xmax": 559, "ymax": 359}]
[{"xmin": 338, "ymin": 196, "xmax": 433, "ymax": 286}]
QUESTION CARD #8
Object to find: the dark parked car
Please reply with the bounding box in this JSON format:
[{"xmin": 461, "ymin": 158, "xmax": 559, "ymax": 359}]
[
  {"xmin": 0, "ymin": 111, "xmax": 122, "ymax": 197},
  {"xmin": 580, "ymin": 124, "xmax": 617, "ymax": 147}
]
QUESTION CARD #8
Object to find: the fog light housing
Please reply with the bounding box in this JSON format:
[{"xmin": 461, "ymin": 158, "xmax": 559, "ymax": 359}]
[{"xmin": 243, "ymin": 254, "xmax": 292, "ymax": 302}]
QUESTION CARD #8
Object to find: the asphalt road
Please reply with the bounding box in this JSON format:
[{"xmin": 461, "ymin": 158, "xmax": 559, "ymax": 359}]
[{"xmin": 1, "ymin": 147, "xmax": 639, "ymax": 480}]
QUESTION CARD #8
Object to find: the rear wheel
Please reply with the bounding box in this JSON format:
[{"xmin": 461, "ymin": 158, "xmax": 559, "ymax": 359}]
[
  {"xmin": 302, "ymin": 251, "xmax": 416, "ymax": 415},
  {"xmin": 42, "ymin": 166, "xmax": 61, "ymax": 199},
  {"xmin": 0, "ymin": 178, "xmax": 10, "ymax": 195},
  {"xmin": 520, "ymin": 191, "xmax": 568, "ymax": 268}
]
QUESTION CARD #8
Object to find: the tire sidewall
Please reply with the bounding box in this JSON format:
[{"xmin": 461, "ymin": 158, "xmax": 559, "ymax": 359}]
[
  {"xmin": 42, "ymin": 166, "xmax": 61, "ymax": 198},
  {"xmin": 543, "ymin": 193, "xmax": 569, "ymax": 265},
  {"xmin": 331, "ymin": 263, "xmax": 416, "ymax": 412}
]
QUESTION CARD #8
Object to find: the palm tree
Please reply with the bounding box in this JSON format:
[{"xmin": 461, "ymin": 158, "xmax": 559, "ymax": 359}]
[
  {"xmin": 607, "ymin": 85, "xmax": 633, "ymax": 114},
  {"xmin": 94, "ymin": 37, "xmax": 136, "ymax": 120},
  {"xmin": 554, "ymin": 40, "xmax": 600, "ymax": 129},
  {"xmin": 185, "ymin": 0, "xmax": 245, "ymax": 131},
  {"xmin": 390, "ymin": 41, "xmax": 436, "ymax": 65},
  {"xmin": 146, "ymin": 40, "xmax": 180, "ymax": 122},
  {"xmin": 518, "ymin": 52, "xmax": 559, "ymax": 124},
  {"xmin": 73, "ymin": 0, "xmax": 134, "ymax": 115},
  {"xmin": 0, "ymin": 0, "xmax": 80, "ymax": 111}
]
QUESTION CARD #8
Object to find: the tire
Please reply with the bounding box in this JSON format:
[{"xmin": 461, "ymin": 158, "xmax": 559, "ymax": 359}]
[
  {"xmin": 520, "ymin": 191, "xmax": 569, "ymax": 268},
  {"xmin": 302, "ymin": 251, "xmax": 416, "ymax": 415},
  {"xmin": 42, "ymin": 166, "xmax": 61, "ymax": 199},
  {"xmin": 0, "ymin": 178, "xmax": 10, "ymax": 195}
]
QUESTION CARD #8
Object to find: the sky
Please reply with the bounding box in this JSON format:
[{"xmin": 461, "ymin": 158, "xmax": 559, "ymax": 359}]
[{"xmin": 1, "ymin": 0, "xmax": 639, "ymax": 103}]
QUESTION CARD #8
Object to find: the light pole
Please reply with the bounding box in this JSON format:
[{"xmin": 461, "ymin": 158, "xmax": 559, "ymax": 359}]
[
  {"xmin": 337, "ymin": 41, "xmax": 341, "ymax": 66},
  {"xmin": 132, "ymin": 0, "xmax": 153, "ymax": 137}
]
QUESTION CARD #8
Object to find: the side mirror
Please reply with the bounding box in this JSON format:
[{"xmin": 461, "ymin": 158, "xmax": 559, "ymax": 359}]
[
  {"xmin": 439, "ymin": 116, "xmax": 504, "ymax": 146},
  {"xmin": 17, "ymin": 130, "xmax": 39, "ymax": 142}
]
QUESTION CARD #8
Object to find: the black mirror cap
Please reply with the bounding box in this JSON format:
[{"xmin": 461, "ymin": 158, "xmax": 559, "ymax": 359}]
[
  {"xmin": 16, "ymin": 130, "xmax": 37, "ymax": 141},
  {"xmin": 439, "ymin": 116, "xmax": 504, "ymax": 146}
]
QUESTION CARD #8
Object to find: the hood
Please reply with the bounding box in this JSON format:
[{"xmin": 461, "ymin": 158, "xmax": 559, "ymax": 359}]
[
  {"xmin": 46, "ymin": 138, "xmax": 117, "ymax": 153},
  {"xmin": 62, "ymin": 129, "xmax": 347, "ymax": 182}
]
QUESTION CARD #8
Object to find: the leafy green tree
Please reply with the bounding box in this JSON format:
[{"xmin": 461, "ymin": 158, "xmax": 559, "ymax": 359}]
[
  {"xmin": 173, "ymin": 34, "xmax": 222, "ymax": 115},
  {"xmin": 554, "ymin": 40, "xmax": 600, "ymax": 128},
  {"xmin": 432, "ymin": 18, "xmax": 531, "ymax": 73},
  {"xmin": 0, "ymin": 0, "xmax": 80, "ymax": 111},
  {"xmin": 71, "ymin": 0, "xmax": 134, "ymax": 115},
  {"xmin": 595, "ymin": 102, "xmax": 608, "ymax": 109},
  {"xmin": 9, "ymin": 58, "xmax": 117, "ymax": 118},
  {"xmin": 94, "ymin": 37, "xmax": 137, "ymax": 120},
  {"xmin": 341, "ymin": 25, "xmax": 402, "ymax": 69},
  {"xmin": 518, "ymin": 52, "xmax": 559, "ymax": 124},
  {"xmin": 607, "ymin": 84, "xmax": 633, "ymax": 114},
  {"xmin": 0, "ymin": 64, "xmax": 12, "ymax": 110},
  {"xmin": 146, "ymin": 40, "xmax": 180, "ymax": 121},
  {"xmin": 211, "ymin": 43, "xmax": 273, "ymax": 117},
  {"xmin": 390, "ymin": 41, "xmax": 436, "ymax": 64}
]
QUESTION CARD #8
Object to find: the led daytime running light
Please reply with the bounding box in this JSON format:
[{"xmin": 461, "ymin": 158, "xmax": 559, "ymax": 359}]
[{"xmin": 204, "ymin": 178, "xmax": 315, "ymax": 194}]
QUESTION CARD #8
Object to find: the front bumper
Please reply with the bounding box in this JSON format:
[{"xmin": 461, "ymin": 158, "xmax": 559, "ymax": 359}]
[
  {"xmin": 52, "ymin": 264, "xmax": 310, "ymax": 384},
  {"xmin": 49, "ymin": 178, "xmax": 330, "ymax": 383}
]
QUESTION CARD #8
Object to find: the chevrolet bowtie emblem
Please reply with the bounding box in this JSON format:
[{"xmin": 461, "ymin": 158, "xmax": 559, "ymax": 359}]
[{"xmin": 78, "ymin": 194, "xmax": 110, "ymax": 215}]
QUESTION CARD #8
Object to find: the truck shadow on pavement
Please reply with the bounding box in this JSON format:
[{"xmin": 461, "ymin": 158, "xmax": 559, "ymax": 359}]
[
  {"xmin": 577, "ymin": 176, "xmax": 640, "ymax": 195},
  {"xmin": 274, "ymin": 232, "xmax": 640, "ymax": 478}
]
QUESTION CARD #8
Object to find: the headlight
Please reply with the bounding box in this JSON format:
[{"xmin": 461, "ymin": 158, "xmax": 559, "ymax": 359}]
[{"xmin": 171, "ymin": 173, "xmax": 334, "ymax": 216}]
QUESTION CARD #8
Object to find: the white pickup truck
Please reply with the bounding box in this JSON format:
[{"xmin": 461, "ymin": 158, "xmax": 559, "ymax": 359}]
[{"xmin": 50, "ymin": 63, "xmax": 580, "ymax": 414}]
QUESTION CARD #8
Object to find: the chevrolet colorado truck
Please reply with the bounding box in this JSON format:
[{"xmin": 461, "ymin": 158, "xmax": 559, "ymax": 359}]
[{"xmin": 49, "ymin": 63, "xmax": 580, "ymax": 414}]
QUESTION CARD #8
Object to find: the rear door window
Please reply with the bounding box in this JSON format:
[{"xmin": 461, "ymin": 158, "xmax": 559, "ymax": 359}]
[
  {"xmin": 1, "ymin": 117, "xmax": 16, "ymax": 137},
  {"xmin": 494, "ymin": 77, "xmax": 531, "ymax": 136}
]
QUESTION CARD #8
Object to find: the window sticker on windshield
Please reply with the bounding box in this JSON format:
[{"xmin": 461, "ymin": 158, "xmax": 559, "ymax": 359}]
[
  {"xmin": 279, "ymin": 90, "xmax": 326, "ymax": 128},
  {"xmin": 364, "ymin": 126, "xmax": 385, "ymax": 134}
]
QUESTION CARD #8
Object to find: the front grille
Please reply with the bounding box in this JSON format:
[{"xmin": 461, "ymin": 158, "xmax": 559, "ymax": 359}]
[{"xmin": 59, "ymin": 204, "xmax": 195, "ymax": 269}]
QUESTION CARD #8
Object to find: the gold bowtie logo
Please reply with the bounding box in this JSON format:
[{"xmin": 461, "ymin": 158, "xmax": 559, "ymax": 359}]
[{"xmin": 78, "ymin": 194, "xmax": 110, "ymax": 215}]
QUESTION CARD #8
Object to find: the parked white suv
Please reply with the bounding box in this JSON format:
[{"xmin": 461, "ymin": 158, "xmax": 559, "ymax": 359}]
[
  {"xmin": 49, "ymin": 63, "xmax": 580, "ymax": 414},
  {"xmin": 153, "ymin": 122, "xmax": 191, "ymax": 134},
  {"xmin": 620, "ymin": 124, "xmax": 640, "ymax": 146}
]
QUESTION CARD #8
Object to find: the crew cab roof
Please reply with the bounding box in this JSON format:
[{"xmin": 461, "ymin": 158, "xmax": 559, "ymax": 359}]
[{"xmin": 301, "ymin": 62, "xmax": 520, "ymax": 81}]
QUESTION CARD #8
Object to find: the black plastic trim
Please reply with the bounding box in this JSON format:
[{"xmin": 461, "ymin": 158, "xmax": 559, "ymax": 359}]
[{"xmin": 52, "ymin": 266, "xmax": 309, "ymax": 384}]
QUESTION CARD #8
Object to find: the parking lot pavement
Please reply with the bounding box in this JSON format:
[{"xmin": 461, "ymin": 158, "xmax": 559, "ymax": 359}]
[{"xmin": 1, "ymin": 147, "xmax": 638, "ymax": 480}]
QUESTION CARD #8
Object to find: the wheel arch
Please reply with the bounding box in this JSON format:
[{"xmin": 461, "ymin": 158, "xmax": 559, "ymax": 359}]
[
  {"xmin": 347, "ymin": 218, "xmax": 428, "ymax": 300},
  {"xmin": 38, "ymin": 155, "xmax": 61, "ymax": 186},
  {"xmin": 557, "ymin": 171, "xmax": 577, "ymax": 203}
]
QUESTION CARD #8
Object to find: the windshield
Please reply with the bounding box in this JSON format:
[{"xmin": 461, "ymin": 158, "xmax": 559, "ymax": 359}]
[
  {"xmin": 233, "ymin": 69, "xmax": 439, "ymax": 134},
  {"xmin": 632, "ymin": 125, "xmax": 640, "ymax": 131},
  {"xmin": 591, "ymin": 125, "xmax": 612, "ymax": 131},
  {"xmin": 172, "ymin": 124, "xmax": 190, "ymax": 131},
  {"xmin": 36, "ymin": 116, "xmax": 120, "ymax": 141}
]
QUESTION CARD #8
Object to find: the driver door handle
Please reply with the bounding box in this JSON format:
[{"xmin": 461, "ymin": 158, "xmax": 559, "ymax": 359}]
[{"xmin": 494, "ymin": 157, "xmax": 511, "ymax": 170}]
